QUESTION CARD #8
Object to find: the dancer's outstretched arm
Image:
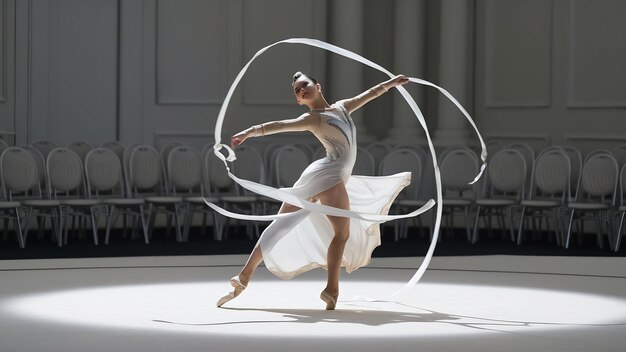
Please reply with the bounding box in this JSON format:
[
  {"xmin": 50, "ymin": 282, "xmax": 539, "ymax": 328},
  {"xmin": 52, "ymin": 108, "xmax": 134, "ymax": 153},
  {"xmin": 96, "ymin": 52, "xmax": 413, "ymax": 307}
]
[
  {"xmin": 231, "ymin": 113, "xmax": 321, "ymax": 147},
  {"xmin": 340, "ymin": 74, "xmax": 409, "ymax": 114}
]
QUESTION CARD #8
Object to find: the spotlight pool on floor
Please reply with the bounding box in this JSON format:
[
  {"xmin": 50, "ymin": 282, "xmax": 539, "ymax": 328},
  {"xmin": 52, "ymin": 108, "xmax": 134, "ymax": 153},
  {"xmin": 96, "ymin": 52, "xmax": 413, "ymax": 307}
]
[{"xmin": 4, "ymin": 277, "xmax": 626, "ymax": 338}]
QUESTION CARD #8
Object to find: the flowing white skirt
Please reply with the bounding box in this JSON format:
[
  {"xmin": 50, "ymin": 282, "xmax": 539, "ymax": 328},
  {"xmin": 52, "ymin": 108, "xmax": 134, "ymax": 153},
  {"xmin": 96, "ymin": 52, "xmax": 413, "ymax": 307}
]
[{"xmin": 259, "ymin": 172, "xmax": 411, "ymax": 280}]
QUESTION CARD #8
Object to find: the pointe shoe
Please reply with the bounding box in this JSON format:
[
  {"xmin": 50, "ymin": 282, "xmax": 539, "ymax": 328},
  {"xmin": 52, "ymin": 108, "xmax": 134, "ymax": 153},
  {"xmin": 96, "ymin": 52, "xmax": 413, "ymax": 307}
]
[
  {"xmin": 320, "ymin": 290, "xmax": 338, "ymax": 310},
  {"xmin": 216, "ymin": 275, "xmax": 247, "ymax": 307}
]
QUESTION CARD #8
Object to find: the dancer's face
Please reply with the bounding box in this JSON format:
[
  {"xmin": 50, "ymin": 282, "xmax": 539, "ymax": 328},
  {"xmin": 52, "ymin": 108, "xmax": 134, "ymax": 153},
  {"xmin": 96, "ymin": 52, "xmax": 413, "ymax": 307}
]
[{"xmin": 293, "ymin": 76, "xmax": 320, "ymax": 105}]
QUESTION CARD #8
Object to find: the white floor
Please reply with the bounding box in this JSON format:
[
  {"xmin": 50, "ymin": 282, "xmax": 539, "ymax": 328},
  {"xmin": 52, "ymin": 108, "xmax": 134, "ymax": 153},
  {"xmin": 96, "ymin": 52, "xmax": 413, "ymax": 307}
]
[{"xmin": 1, "ymin": 254, "xmax": 625, "ymax": 352}]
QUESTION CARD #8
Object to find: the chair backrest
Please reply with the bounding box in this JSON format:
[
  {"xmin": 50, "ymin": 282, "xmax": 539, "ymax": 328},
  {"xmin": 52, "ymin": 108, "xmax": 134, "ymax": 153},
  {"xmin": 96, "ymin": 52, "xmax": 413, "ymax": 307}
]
[
  {"xmin": 232, "ymin": 145, "xmax": 265, "ymax": 188},
  {"xmin": 263, "ymin": 143, "xmax": 283, "ymax": 187},
  {"xmin": 559, "ymin": 145, "xmax": 582, "ymax": 198},
  {"xmin": 583, "ymin": 148, "xmax": 612, "ymax": 163},
  {"xmin": 65, "ymin": 141, "xmax": 93, "ymax": 161},
  {"xmin": 530, "ymin": 148, "xmax": 570, "ymax": 201},
  {"xmin": 577, "ymin": 152, "xmax": 618, "ymax": 204},
  {"xmin": 612, "ymin": 144, "xmax": 626, "ymax": 169},
  {"xmin": 274, "ymin": 145, "xmax": 310, "ymax": 187},
  {"xmin": 19, "ymin": 144, "xmax": 47, "ymax": 189},
  {"xmin": 101, "ymin": 141, "xmax": 126, "ymax": 161},
  {"xmin": 438, "ymin": 145, "xmax": 473, "ymax": 164},
  {"xmin": 160, "ymin": 142, "xmax": 183, "ymax": 163},
  {"xmin": 380, "ymin": 148, "xmax": 422, "ymax": 198},
  {"xmin": 485, "ymin": 148, "xmax": 527, "ymax": 199},
  {"xmin": 293, "ymin": 143, "xmax": 314, "ymax": 163},
  {"xmin": 31, "ymin": 140, "xmax": 58, "ymax": 159},
  {"xmin": 122, "ymin": 143, "xmax": 141, "ymax": 191},
  {"xmin": 85, "ymin": 148, "xmax": 125, "ymax": 197},
  {"xmin": 167, "ymin": 145, "xmax": 203, "ymax": 195},
  {"xmin": 203, "ymin": 147, "xmax": 233, "ymax": 194},
  {"xmin": 396, "ymin": 144, "xmax": 427, "ymax": 164},
  {"xmin": 128, "ymin": 145, "xmax": 165, "ymax": 196},
  {"xmin": 366, "ymin": 142, "xmax": 392, "ymax": 174},
  {"xmin": 440, "ymin": 147, "xmax": 479, "ymax": 197},
  {"xmin": 47, "ymin": 148, "xmax": 85, "ymax": 198},
  {"xmin": 505, "ymin": 143, "xmax": 535, "ymax": 196},
  {"xmin": 353, "ymin": 147, "xmax": 375, "ymax": 176},
  {"xmin": 0, "ymin": 147, "xmax": 40, "ymax": 200}
]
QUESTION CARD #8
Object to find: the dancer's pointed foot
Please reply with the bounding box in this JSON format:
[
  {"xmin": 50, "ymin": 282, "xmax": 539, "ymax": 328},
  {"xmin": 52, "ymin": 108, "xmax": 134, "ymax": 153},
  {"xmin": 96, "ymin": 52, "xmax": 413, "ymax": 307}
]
[
  {"xmin": 320, "ymin": 290, "xmax": 338, "ymax": 310},
  {"xmin": 216, "ymin": 275, "xmax": 248, "ymax": 307}
]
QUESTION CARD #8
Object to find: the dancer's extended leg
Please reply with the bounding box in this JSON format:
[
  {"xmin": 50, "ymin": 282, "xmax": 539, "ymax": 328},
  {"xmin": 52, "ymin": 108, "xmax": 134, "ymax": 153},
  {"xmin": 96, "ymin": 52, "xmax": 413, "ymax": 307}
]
[
  {"xmin": 217, "ymin": 202, "xmax": 307, "ymax": 307},
  {"xmin": 315, "ymin": 182, "xmax": 350, "ymax": 310},
  {"xmin": 238, "ymin": 202, "xmax": 304, "ymax": 283}
]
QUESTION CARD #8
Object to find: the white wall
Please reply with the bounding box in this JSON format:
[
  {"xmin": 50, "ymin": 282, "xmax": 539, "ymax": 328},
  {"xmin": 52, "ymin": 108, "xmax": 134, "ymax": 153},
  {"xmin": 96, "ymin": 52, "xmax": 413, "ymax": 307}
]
[{"xmin": 0, "ymin": 0, "xmax": 624, "ymax": 155}]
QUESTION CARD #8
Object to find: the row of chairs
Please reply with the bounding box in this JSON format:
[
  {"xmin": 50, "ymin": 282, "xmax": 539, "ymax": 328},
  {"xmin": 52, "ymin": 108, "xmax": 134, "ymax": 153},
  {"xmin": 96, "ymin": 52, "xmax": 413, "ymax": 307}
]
[
  {"xmin": 1, "ymin": 139, "xmax": 625, "ymax": 251},
  {"xmin": 424, "ymin": 144, "xmax": 626, "ymax": 252},
  {"xmin": 364, "ymin": 141, "xmax": 626, "ymax": 252},
  {"xmin": 0, "ymin": 142, "xmax": 214, "ymax": 248}
]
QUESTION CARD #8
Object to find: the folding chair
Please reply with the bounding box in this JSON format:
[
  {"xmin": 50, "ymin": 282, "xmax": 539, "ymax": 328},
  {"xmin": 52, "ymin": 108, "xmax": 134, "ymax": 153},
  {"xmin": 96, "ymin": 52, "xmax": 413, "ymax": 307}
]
[
  {"xmin": 0, "ymin": 148, "xmax": 27, "ymax": 248},
  {"xmin": 516, "ymin": 147, "xmax": 570, "ymax": 246},
  {"xmin": 47, "ymin": 148, "xmax": 102, "ymax": 245},
  {"xmin": 438, "ymin": 146, "xmax": 479, "ymax": 242},
  {"xmin": 85, "ymin": 147, "xmax": 149, "ymax": 244},
  {"xmin": 2, "ymin": 147, "xmax": 63, "ymax": 247},
  {"xmin": 129, "ymin": 145, "xmax": 185, "ymax": 242},
  {"xmin": 565, "ymin": 152, "xmax": 618, "ymax": 249},
  {"xmin": 380, "ymin": 148, "xmax": 428, "ymax": 241},
  {"xmin": 472, "ymin": 148, "xmax": 527, "ymax": 243}
]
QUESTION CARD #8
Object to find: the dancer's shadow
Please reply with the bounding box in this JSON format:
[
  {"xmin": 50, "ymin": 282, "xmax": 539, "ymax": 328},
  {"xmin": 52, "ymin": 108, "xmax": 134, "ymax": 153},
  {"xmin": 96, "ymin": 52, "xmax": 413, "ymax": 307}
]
[{"xmin": 153, "ymin": 302, "xmax": 626, "ymax": 334}]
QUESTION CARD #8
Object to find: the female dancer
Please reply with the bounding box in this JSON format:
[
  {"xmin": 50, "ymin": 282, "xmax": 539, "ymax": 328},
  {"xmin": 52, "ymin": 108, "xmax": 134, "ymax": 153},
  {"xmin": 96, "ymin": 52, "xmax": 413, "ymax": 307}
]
[{"xmin": 217, "ymin": 72, "xmax": 410, "ymax": 310}]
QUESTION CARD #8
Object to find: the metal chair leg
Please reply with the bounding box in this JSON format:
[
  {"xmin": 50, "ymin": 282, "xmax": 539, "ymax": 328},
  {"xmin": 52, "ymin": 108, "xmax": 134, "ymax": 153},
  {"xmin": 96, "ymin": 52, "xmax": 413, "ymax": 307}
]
[
  {"xmin": 90, "ymin": 207, "xmax": 99, "ymax": 245},
  {"xmin": 516, "ymin": 206, "xmax": 526, "ymax": 245},
  {"xmin": 615, "ymin": 212, "xmax": 625, "ymax": 252},
  {"xmin": 472, "ymin": 205, "xmax": 482, "ymax": 243},
  {"xmin": 565, "ymin": 209, "xmax": 576, "ymax": 248},
  {"xmin": 105, "ymin": 205, "xmax": 115, "ymax": 244}
]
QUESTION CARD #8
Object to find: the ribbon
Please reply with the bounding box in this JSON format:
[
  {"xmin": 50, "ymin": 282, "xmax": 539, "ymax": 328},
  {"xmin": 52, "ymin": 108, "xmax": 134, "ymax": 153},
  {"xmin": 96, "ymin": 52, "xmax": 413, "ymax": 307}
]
[{"xmin": 205, "ymin": 38, "xmax": 487, "ymax": 300}]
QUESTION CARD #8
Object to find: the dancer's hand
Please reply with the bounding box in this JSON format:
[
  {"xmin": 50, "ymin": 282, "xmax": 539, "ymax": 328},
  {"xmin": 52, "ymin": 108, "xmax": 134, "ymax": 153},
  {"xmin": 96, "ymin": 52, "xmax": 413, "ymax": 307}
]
[
  {"xmin": 231, "ymin": 130, "xmax": 251, "ymax": 147},
  {"xmin": 390, "ymin": 74, "xmax": 409, "ymax": 87}
]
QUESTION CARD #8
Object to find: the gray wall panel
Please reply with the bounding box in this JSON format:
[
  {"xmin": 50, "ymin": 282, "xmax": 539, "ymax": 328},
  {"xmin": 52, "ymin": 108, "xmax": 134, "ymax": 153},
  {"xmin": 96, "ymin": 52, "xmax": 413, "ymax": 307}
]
[
  {"xmin": 0, "ymin": 0, "xmax": 623, "ymax": 153},
  {"xmin": 156, "ymin": 0, "xmax": 225, "ymax": 105},
  {"xmin": 241, "ymin": 0, "xmax": 324, "ymax": 106},
  {"xmin": 0, "ymin": 0, "xmax": 16, "ymax": 146},
  {"xmin": 567, "ymin": 0, "xmax": 626, "ymax": 107},
  {"xmin": 0, "ymin": 0, "xmax": 6, "ymax": 103},
  {"xmin": 31, "ymin": 0, "xmax": 117, "ymax": 145},
  {"xmin": 29, "ymin": 0, "xmax": 49, "ymax": 142},
  {"xmin": 484, "ymin": 0, "xmax": 552, "ymax": 107},
  {"xmin": 118, "ymin": 0, "xmax": 143, "ymax": 144}
]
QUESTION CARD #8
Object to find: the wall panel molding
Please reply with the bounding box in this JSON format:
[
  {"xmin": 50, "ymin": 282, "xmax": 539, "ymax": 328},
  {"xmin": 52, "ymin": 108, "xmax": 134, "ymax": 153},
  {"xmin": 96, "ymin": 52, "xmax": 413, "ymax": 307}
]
[
  {"xmin": 154, "ymin": 0, "xmax": 227, "ymax": 105},
  {"xmin": 484, "ymin": 0, "xmax": 553, "ymax": 108},
  {"xmin": 566, "ymin": 0, "xmax": 626, "ymax": 108}
]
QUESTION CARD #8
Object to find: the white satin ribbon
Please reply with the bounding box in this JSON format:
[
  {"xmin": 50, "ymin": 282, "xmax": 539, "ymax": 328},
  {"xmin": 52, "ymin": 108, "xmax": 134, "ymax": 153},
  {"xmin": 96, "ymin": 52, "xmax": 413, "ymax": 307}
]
[{"xmin": 205, "ymin": 38, "xmax": 487, "ymax": 301}]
